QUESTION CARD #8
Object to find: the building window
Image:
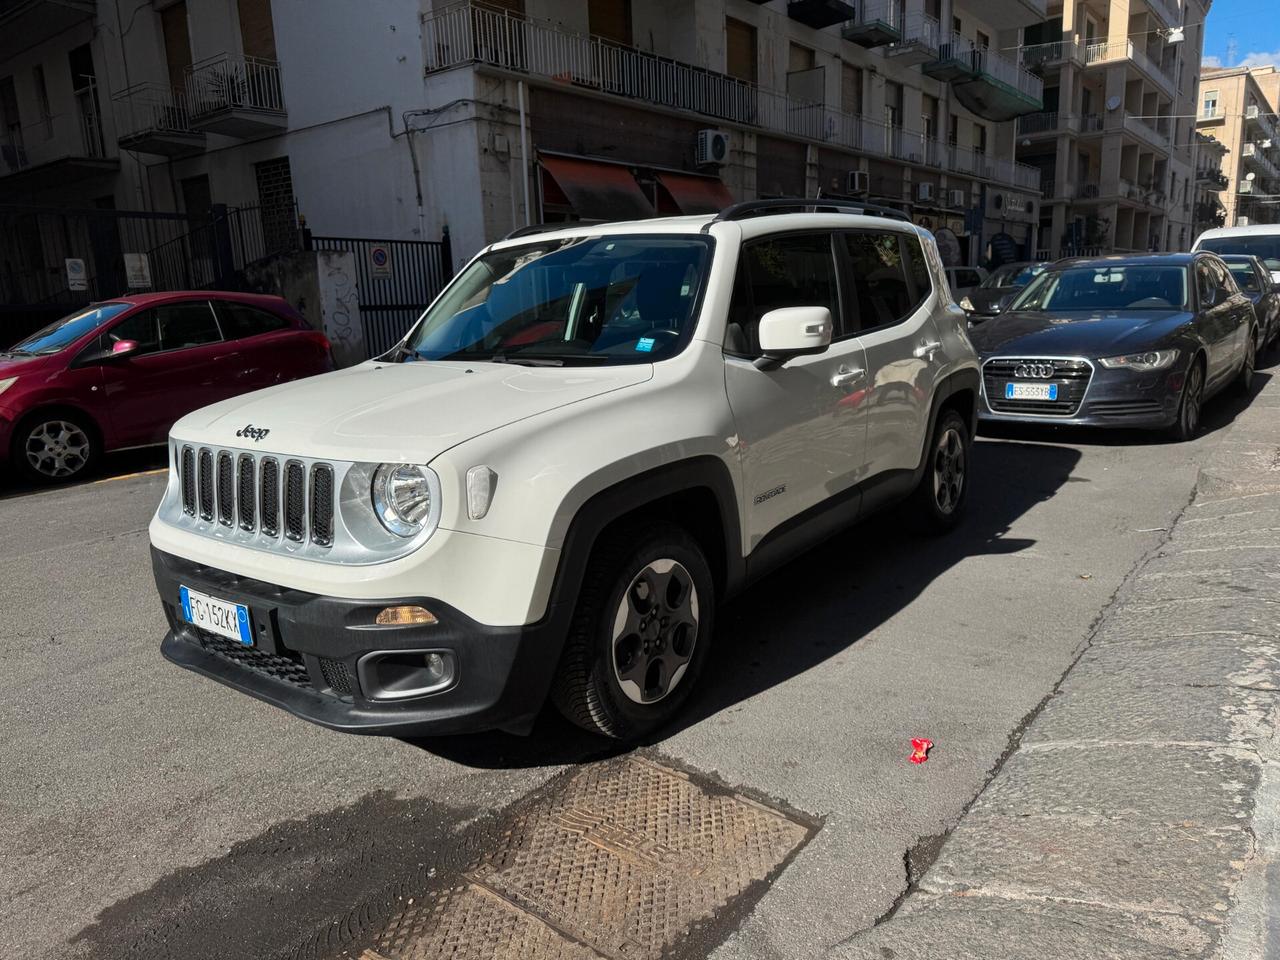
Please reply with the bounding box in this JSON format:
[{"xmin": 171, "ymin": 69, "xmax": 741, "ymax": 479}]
[
  {"xmin": 885, "ymin": 81, "xmax": 903, "ymax": 128},
  {"xmin": 925, "ymin": 0, "xmax": 941, "ymax": 19},
  {"xmin": 237, "ymin": 0, "xmax": 278, "ymax": 60},
  {"xmin": 0, "ymin": 76, "xmax": 22, "ymax": 162},
  {"xmin": 974, "ymin": 122, "xmax": 987, "ymax": 155},
  {"xmin": 726, "ymin": 17, "xmax": 757, "ymax": 84},
  {"xmin": 953, "ymin": 15, "xmax": 962, "ymax": 34},
  {"xmin": 32, "ymin": 65, "xmax": 52, "ymax": 140},
  {"xmin": 842, "ymin": 63, "xmax": 863, "ymax": 116},
  {"xmin": 948, "ymin": 114, "xmax": 958, "ymax": 146},
  {"xmin": 976, "ymin": 30, "xmax": 990, "ymax": 49},
  {"xmin": 922, "ymin": 94, "xmax": 939, "ymax": 141},
  {"xmin": 1202, "ymin": 90, "xmax": 1218, "ymax": 118},
  {"xmin": 161, "ymin": 2, "xmax": 193, "ymax": 92},
  {"xmin": 588, "ymin": 0, "xmax": 632, "ymax": 46},
  {"xmin": 254, "ymin": 156, "xmax": 297, "ymax": 254}
]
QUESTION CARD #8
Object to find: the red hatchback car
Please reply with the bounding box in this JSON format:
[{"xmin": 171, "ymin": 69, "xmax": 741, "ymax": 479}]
[{"xmin": 0, "ymin": 292, "xmax": 332, "ymax": 483}]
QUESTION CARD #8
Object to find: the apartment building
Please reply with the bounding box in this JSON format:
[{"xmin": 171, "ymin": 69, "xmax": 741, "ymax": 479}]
[
  {"xmin": 1013, "ymin": 0, "xmax": 1210, "ymax": 258},
  {"xmin": 1191, "ymin": 129, "xmax": 1227, "ymax": 235},
  {"xmin": 1196, "ymin": 64, "xmax": 1280, "ymax": 228},
  {"xmin": 419, "ymin": 0, "xmax": 1049, "ymax": 264}
]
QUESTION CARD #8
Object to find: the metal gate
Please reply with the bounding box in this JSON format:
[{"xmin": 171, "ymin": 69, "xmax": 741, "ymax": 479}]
[{"xmin": 310, "ymin": 231, "xmax": 453, "ymax": 358}]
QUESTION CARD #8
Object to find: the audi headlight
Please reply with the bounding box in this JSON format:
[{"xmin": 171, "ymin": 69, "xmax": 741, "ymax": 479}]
[
  {"xmin": 372, "ymin": 463, "xmax": 439, "ymax": 537},
  {"xmin": 1097, "ymin": 349, "xmax": 1180, "ymax": 371},
  {"xmin": 0, "ymin": 376, "xmax": 16, "ymax": 397},
  {"xmin": 959, "ymin": 296, "xmax": 975, "ymax": 312}
]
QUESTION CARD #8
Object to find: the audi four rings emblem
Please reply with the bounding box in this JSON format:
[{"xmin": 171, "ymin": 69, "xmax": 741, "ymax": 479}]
[{"xmin": 1015, "ymin": 362, "xmax": 1056, "ymax": 379}]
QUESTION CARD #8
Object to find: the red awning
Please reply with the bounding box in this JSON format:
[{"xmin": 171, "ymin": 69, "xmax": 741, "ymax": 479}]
[
  {"xmin": 654, "ymin": 172, "xmax": 735, "ymax": 215},
  {"xmin": 539, "ymin": 154, "xmax": 654, "ymax": 221}
]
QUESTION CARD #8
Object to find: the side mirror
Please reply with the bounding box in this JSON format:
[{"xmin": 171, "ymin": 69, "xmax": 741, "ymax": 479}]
[
  {"xmin": 754, "ymin": 307, "xmax": 833, "ymax": 370},
  {"xmin": 110, "ymin": 339, "xmax": 140, "ymax": 358}
]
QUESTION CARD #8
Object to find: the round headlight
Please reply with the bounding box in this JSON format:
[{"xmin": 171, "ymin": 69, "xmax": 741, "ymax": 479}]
[{"xmin": 372, "ymin": 463, "xmax": 433, "ymax": 537}]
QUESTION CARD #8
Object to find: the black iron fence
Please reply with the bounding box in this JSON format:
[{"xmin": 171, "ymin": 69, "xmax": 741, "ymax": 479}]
[{"xmin": 310, "ymin": 231, "xmax": 453, "ymax": 358}]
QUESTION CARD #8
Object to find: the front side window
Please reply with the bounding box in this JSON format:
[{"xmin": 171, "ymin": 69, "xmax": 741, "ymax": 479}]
[
  {"xmin": 726, "ymin": 233, "xmax": 839, "ymax": 355},
  {"xmin": 843, "ymin": 232, "xmax": 914, "ymax": 329},
  {"xmin": 1226, "ymin": 261, "xmax": 1262, "ymax": 293},
  {"xmin": 1013, "ymin": 265, "xmax": 1190, "ymax": 311},
  {"xmin": 105, "ymin": 310, "xmax": 161, "ymax": 356},
  {"xmin": 8, "ymin": 303, "xmax": 132, "ymax": 356},
  {"xmin": 403, "ymin": 235, "xmax": 713, "ymax": 365},
  {"xmin": 156, "ymin": 301, "xmax": 222, "ymax": 350}
]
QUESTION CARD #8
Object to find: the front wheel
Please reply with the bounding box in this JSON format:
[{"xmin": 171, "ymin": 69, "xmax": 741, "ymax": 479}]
[
  {"xmin": 552, "ymin": 522, "xmax": 714, "ymax": 740},
  {"xmin": 1169, "ymin": 359, "xmax": 1204, "ymax": 442},
  {"xmin": 1234, "ymin": 328, "xmax": 1258, "ymax": 396},
  {"xmin": 910, "ymin": 409, "xmax": 971, "ymax": 533},
  {"xmin": 13, "ymin": 412, "xmax": 99, "ymax": 483}
]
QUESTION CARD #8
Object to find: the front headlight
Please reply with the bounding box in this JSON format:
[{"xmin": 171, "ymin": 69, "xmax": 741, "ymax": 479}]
[
  {"xmin": 1097, "ymin": 349, "xmax": 1180, "ymax": 371},
  {"xmin": 959, "ymin": 296, "xmax": 975, "ymax": 312},
  {"xmin": 372, "ymin": 463, "xmax": 436, "ymax": 537},
  {"xmin": 0, "ymin": 376, "xmax": 16, "ymax": 397}
]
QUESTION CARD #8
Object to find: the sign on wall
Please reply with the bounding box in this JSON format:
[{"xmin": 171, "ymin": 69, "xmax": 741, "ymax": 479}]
[
  {"xmin": 124, "ymin": 253, "xmax": 152, "ymax": 289},
  {"xmin": 65, "ymin": 258, "xmax": 87, "ymax": 292},
  {"xmin": 369, "ymin": 245, "xmax": 393, "ymax": 280}
]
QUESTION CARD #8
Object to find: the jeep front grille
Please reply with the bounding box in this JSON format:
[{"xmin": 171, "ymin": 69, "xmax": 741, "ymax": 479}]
[{"xmin": 177, "ymin": 447, "xmax": 335, "ymax": 549}]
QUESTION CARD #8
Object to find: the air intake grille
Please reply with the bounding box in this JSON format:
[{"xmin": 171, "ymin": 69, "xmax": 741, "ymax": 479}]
[
  {"xmin": 983, "ymin": 358, "xmax": 1092, "ymax": 417},
  {"xmin": 180, "ymin": 446, "xmax": 196, "ymax": 516},
  {"xmin": 284, "ymin": 461, "xmax": 306, "ymax": 542},
  {"xmin": 310, "ymin": 465, "xmax": 335, "ymax": 546},
  {"xmin": 237, "ymin": 455, "xmax": 256, "ymax": 531},
  {"xmin": 198, "ymin": 448, "xmax": 214, "ymax": 521},
  {"xmin": 194, "ymin": 628, "xmax": 311, "ymax": 688},
  {"xmin": 319, "ymin": 656, "xmax": 353, "ymax": 695},
  {"xmin": 175, "ymin": 449, "xmax": 334, "ymax": 549}
]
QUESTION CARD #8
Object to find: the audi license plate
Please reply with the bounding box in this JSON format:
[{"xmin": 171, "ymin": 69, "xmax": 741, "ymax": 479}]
[
  {"xmin": 180, "ymin": 585, "xmax": 253, "ymax": 646},
  {"xmin": 1005, "ymin": 382, "xmax": 1058, "ymax": 401}
]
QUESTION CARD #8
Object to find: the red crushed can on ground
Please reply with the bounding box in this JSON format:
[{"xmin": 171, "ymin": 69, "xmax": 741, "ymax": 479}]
[{"xmin": 910, "ymin": 738, "xmax": 933, "ymax": 764}]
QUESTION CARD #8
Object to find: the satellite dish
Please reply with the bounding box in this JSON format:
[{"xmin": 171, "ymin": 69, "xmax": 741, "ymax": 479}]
[
  {"xmin": 1106, "ymin": 95, "xmax": 1122, "ymax": 111},
  {"xmin": 1247, "ymin": 171, "xmax": 1257, "ymax": 181}
]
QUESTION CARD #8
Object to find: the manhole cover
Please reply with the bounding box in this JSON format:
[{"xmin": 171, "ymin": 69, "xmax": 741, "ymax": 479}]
[{"xmin": 363, "ymin": 756, "xmax": 813, "ymax": 960}]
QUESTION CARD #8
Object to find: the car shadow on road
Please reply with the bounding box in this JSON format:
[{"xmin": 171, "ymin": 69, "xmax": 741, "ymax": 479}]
[
  {"xmin": 409, "ymin": 437, "xmax": 1081, "ymax": 770},
  {"xmin": 0, "ymin": 445, "xmax": 166, "ymax": 502}
]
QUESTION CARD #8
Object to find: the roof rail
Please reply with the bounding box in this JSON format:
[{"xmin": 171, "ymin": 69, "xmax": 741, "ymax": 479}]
[
  {"xmin": 703, "ymin": 197, "xmax": 913, "ymax": 231},
  {"xmin": 501, "ymin": 220, "xmax": 608, "ymax": 241}
]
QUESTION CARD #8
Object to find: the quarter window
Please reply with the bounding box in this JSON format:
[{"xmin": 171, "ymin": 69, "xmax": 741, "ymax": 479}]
[
  {"xmin": 842, "ymin": 232, "xmax": 915, "ymax": 330},
  {"xmin": 156, "ymin": 301, "xmax": 222, "ymax": 350},
  {"xmin": 727, "ymin": 233, "xmax": 840, "ymax": 355},
  {"xmin": 1196, "ymin": 262, "xmax": 1219, "ymax": 306}
]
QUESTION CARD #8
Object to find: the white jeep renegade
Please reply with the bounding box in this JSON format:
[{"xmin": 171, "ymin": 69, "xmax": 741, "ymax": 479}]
[{"xmin": 150, "ymin": 200, "xmax": 979, "ymax": 739}]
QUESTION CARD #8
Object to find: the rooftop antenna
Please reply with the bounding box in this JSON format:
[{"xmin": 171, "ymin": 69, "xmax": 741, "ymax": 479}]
[{"xmin": 1227, "ymin": 35, "xmax": 1238, "ymax": 67}]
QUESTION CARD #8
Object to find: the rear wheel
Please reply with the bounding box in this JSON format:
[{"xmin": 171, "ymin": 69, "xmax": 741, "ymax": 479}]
[
  {"xmin": 910, "ymin": 409, "xmax": 971, "ymax": 533},
  {"xmin": 1169, "ymin": 359, "xmax": 1204, "ymax": 442},
  {"xmin": 12, "ymin": 412, "xmax": 99, "ymax": 483},
  {"xmin": 551, "ymin": 522, "xmax": 714, "ymax": 740},
  {"xmin": 1234, "ymin": 328, "xmax": 1258, "ymax": 395}
]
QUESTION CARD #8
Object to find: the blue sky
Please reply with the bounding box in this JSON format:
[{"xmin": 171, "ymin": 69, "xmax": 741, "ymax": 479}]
[{"xmin": 1202, "ymin": 0, "xmax": 1280, "ymax": 69}]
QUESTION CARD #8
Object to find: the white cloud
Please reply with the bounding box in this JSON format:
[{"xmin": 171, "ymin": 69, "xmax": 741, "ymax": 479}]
[
  {"xmin": 1203, "ymin": 54, "xmax": 1223, "ymax": 68},
  {"xmin": 1207, "ymin": 50, "xmax": 1280, "ymax": 69}
]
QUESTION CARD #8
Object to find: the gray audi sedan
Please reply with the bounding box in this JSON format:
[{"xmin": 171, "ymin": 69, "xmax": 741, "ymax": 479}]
[{"xmin": 970, "ymin": 253, "xmax": 1258, "ymax": 441}]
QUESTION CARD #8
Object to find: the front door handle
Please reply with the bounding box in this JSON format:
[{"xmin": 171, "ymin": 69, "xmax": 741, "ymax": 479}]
[
  {"xmin": 831, "ymin": 366, "xmax": 866, "ymax": 388},
  {"xmin": 914, "ymin": 339, "xmax": 943, "ymax": 359}
]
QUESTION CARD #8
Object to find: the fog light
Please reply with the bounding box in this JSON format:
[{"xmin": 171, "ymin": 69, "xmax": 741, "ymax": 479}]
[
  {"xmin": 357, "ymin": 649, "xmax": 457, "ymax": 701},
  {"xmin": 375, "ymin": 605, "xmax": 438, "ymax": 626},
  {"xmin": 425, "ymin": 652, "xmax": 447, "ymax": 680}
]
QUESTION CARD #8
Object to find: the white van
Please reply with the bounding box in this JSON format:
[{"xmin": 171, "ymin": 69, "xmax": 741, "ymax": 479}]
[{"xmin": 1193, "ymin": 225, "xmax": 1280, "ymax": 284}]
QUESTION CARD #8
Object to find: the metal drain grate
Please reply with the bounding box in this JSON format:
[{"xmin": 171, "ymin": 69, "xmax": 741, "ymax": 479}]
[{"xmin": 368, "ymin": 756, "xmax": 812, "ymax": 960}]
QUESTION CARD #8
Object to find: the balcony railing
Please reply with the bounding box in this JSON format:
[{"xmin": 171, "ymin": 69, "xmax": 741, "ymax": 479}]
[
  {"xmin": 1017, "ymin": 111, "xmax": 1072, "ymax": 134},
  {"xmin": 1123, "ymin": 112, "xmax": 1170, "ymax": 151},
  {"xmin": 186, "ymin": 53, "xmax": 284, "ymax": 119},
  {"xmin": 1199, "ymin": 106, "xmax": 1225, "ymax": 122},
  {"xmin": 1084, "ymin": 39, "xmax": 1175, "ymax": 97},
  {"xmin": 423, "ymin": 1, "xmax": 1040, "ymax": 192},
  {"xmin": 971, "ymin": 45, "xmax": 1044, "ymax": 102},
  {"xmin": 1019, "ymin": 40, "xmax": 1081, "ymax": 70},
  {"xmin": 1143, "ymin": 0, "xmax": 1180, "ymax": 32},
  {"xmin": 1081, "ymin": 113, "xmax": 1105, "ymax": 133},
  {"xmin": 112, "ymin": 82, "xmax": 195, "ymax": 140}
]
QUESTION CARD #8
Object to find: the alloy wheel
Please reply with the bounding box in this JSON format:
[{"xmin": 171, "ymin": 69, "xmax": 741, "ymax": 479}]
[
  {"xmin": 1182, "ymin": 364, "xmax": 1204, "ymax": 437},
  {"xmin": 24, "ymin": 420, "xmax": 91, "ymax": 479},
  {"xmin": 1243, "ymin": 333, "xmax": 1256, "ymax": 390},
  {"xmin": 611, "ymin": 558, "xmax": 700, "ymax": 705},
  {"xmin": 932, "ymin": 426, "xmax": 966, "ymax": 515}
]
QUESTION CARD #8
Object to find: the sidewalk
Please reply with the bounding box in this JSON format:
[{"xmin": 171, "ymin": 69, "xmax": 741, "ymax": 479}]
[{"xmin": 837, "ymin": 376, "xmax": 1280, "ymax": 960}]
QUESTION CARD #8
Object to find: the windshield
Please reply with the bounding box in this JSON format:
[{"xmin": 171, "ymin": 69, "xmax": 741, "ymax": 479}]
[
  {"xmin": 1198, "ymin": 236, "xmax": 1280, "ymax": 273},
  {"xmin": 1011, "ymin": 265, "xmax": 1189, "ymax": 312},
  {"xmin": 7, "ymin": 303, "xmax": 132, "ymax": 356},
  {"xmin": 1226, "ymin": 261, "xmax": 1262, "ymax": 293},
  {"xmin": 981, "ymin": 263, "xmax": 1045, "ymax": 289},
  {"xmin": 400, "ymin": 235, "xmax": 713, "ymax": 365}
]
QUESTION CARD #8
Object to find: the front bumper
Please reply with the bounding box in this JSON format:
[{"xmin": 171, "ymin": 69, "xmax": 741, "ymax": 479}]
[
  {"xmin": 153, "ymin": 548, "xmax": 568, "ymax": 736},
  {"xmin": 978, "ymin": 357, "xmax": 1182, "ymax": 428}
]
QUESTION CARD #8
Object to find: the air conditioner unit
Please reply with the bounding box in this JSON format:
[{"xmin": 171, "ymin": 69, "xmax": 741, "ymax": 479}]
[
  {"xmin": 847, "ymin": 170, "xmax": 870, "ymax": 194},
  {"xmin": 1239, "ymin": 216, "xmax": 1252, "ymax": 226},
  {"xmin": 696, "ymin": 129, "xmax": 729, "ymax": 166},
  {"xmin": 1241, "ymin": 180, "xmax": 1255, "ymax": 194},
  {"xmin": 1247, "ymin": 105, "xmax": 1261, "ymax": 119},
  {"xmin": 949, "ymin": 188, "xmax": 966, "ymax": 207},
  {"xmin": 917, "ymin": 181, "xmax": 934, "ymax": 201}
]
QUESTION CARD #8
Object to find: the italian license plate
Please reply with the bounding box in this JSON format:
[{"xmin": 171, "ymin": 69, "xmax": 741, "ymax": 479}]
[
  {"xmin": 180, "ymin": 585, "xmax": 253, "ymax": 646},
  {"xmin": 1005, "ymin": 382, "xmax": 1059, "ymax": 401}
]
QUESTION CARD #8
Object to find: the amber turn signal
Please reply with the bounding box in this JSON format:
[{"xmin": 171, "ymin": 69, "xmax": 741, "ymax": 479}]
[{"xmin": 375, "ymin": 605, "xmax": 438, "ymax": 626}]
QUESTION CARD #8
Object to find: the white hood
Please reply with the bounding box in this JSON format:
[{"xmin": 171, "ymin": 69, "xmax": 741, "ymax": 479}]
[{"xmin": 172, "ymin": 360, "xmax": 654, "ymax": 463}]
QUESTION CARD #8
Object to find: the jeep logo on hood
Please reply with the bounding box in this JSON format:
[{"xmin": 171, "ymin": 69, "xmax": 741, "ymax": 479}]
[{"xmin": 235, "ymin": 424, "xmax": 271, "ymax": 443}]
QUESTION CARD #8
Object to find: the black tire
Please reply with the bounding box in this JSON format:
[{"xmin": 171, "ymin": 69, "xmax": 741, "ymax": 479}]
[
  {"xmin": 551, "ymin": 521, "xmax": 714, "ymax": 740},
  {"xmin": 11, "ymin": 410, "xmax": 100, "ymax": 484},
  {"xmin": 910, "ymin": 408, "xmax": 971, "ymax": 533},
  {"xmin": 1168, "ymin": 357, "xmax": 1205, "ymax": 443},
  {"xmin": 1234, "ymin": 327, "xmax": 1258, "ymax": 396}
]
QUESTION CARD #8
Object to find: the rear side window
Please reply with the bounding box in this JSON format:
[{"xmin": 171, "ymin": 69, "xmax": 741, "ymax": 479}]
[
  {"xmin": 218, "ymin": 302, "xmax": 292, "ymax": 339},
  {"xmin": 1227, "ymin": 262, "xmax": 1262, "ymax": 293},
  {"xmin": 727, "ymin": 233, "xmax": 840, "ymax": 354},
  {"xmin": 156, "ymin": 301, "xmax": 222, "ymax": 350},
  {"xmin": 842, "ymin": 232, "xmax": 914, "ymax": 330}
]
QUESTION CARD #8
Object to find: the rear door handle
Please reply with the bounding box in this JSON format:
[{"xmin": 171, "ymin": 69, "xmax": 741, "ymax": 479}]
[
  {"xmin": 914, "ymin": 339, "xmax": 943, "ymax": 359},
  {"xmin": 831, "ymin": 366, "xmax": 866, "ymax": 388}
]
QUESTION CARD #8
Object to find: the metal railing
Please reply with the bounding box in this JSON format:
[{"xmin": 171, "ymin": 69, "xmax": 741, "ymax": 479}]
[
  {"xmin": 856, "ymin": 0, "xmax": 902, "ymax": 31},
  {"xmin": 1017, "ymin": 111, "xmax": 1060, "ymax": 134},
  {"xmin": 1199, "ymin": 106, "xmax": 1224, "ymax": 121},
  {"xmin": 1080, "ymin": 113, "xmax": 1105, "ymax": 133},
  {"xmin": 971, "ymin": 44, "xmax": 1044, "ymax": 101},
  {"xmin": 186, "ymin": 53, "xmax": 285, "ymax": 119},
  {"xmin": 423, "ymin": 2, "xmax": 1041, "ymax": 192},
  {"xmin": 1086, "ymin": 39, "xmax": 1176, "ymax": 97},
  {"xmin": 1020, "ymin": 40, "xmax": 1081, "ymax": 69},
  {"xmin": 892, "ymin": 11, "xmax": 941, "ymax": 51},
  {"xmin": 112, "ymin": 82, "xmax": 195, "ymax": 141},
  {"xmin": 1123, "ymin": 112, "xmax": 1170, "ymax": 150}
]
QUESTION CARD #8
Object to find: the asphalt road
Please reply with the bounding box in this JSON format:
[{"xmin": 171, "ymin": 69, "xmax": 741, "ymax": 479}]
[{"xmin": 0, "ymin": 372, "xmax": 1267, "ymax": 960}]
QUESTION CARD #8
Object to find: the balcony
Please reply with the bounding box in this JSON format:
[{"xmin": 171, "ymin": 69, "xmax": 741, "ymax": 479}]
[
  {"xmin": 842, "ymin": 0, "xmax": 901, "ymax": 48},
  {"xmin": 1083, "ymin": 39, "xmax": 1176, "ymax": 99},
  {"xmin": 884, "ymin": 12, "xmax": 941, "ymax": 66},
  {"xmin": 1245, "ymin": 105, "xmax": 1279, "ymax": 144},
  {"xmin": 186, "ymin": 54, "xmax": 286, "ymax": 138},
  {"xmin": 1122, "ymin": 112, "xmax": 1171, "ymax": 152},
  {"xmin": 1243, "ymin": 142, "xmax": 1280, "ymax": 182},
  {"xmin": 112, "ymin": 83, "xmax": 206, "ymax": 157},
  {"xmin": 1198, "ymin": 106, "xmax": 1225, "ymax": 125},
  {"xmin": 787, "ymin": 0, "xmax": 857, "ymax": 29},
  {"xmin": 977, "ymin": 0, "xmax": 1047, "ymax": 30},
  {"xmin": 1195, "ymin": 168, "xmax": 1228, "ymax": 191},
  {"xmin": 421, "ymin": 3, "xmax": 1042, "ymax": 193},
  {"xmin": 1142, "ymin": 0, "xmax": 1181, "ymax": 33},
  {"xmin": 1019, "ymin": 40, "xmax": 1082, "ymax": 72},
  {"xmin": 948, "ymin": 43, "xmax": 1044, "ymax": 121},
  {"xmin": 1017, "ymin": 110, "xmax": 1078, "ymax": 137},
  {"xmin": 0, "ymin": 90, "xmax": 117, "ymax": 194}
]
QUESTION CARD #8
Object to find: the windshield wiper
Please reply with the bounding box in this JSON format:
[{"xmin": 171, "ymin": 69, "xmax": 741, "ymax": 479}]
[{"xmin": 488, "ymin": 355, "xmax": 564, "ymax": 367}]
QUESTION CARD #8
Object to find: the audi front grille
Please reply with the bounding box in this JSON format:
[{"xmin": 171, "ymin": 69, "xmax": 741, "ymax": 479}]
[
  {"xmin": 983, "ymin": 358, "xmax": 1093, "ymax": 417},
  {"xmin": 175, "ymin": 448, "xmax": 334, "ymax": 549}
]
